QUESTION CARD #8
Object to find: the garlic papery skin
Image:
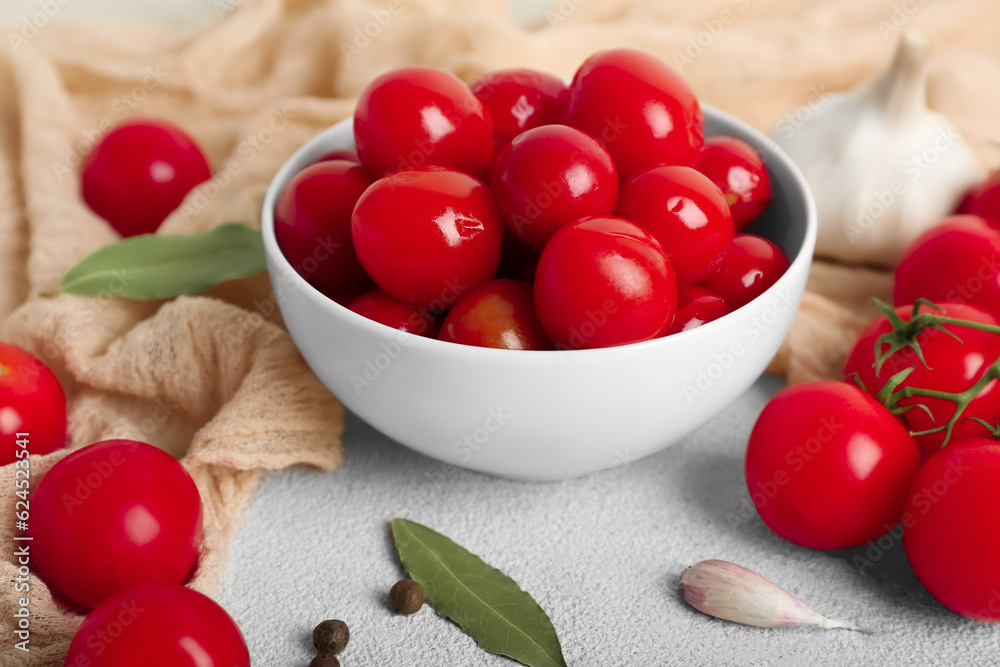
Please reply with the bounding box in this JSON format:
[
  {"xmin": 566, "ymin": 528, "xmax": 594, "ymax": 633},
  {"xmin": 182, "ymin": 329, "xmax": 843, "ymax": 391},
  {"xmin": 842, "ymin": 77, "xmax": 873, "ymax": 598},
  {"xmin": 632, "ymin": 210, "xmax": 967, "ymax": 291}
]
[
  {"xmin": 680, "ymin": 560, "xmax": 859, "ymax": 630},
  {"xmin": 770, "ymin": 30, "xmax": 983, "ymax": 267}
]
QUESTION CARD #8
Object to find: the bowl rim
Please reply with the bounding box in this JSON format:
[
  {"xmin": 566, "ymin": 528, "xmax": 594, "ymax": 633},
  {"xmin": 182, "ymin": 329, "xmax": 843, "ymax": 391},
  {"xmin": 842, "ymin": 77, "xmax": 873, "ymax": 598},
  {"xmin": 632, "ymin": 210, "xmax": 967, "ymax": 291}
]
[{"xmin": 261, "ymin": 104, "xmax": 817, "ymax": 359}]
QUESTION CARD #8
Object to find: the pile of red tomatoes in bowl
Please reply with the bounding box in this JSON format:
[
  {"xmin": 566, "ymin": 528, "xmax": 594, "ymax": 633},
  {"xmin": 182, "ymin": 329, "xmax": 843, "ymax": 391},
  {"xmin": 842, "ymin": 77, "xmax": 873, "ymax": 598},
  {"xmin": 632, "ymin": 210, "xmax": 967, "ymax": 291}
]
[
  {"xmin": 744, "ymin": 177, "xmax": 1000, "ymax": 622},
  {"xmin": 274, "ymin": 48, "xmax": 790, "ymax": 351}
]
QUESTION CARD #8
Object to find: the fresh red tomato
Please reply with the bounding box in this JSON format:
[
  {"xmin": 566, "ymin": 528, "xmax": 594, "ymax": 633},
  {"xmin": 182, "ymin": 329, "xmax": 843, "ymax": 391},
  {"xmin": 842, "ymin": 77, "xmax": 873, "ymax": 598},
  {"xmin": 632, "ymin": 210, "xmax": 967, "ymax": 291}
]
[
  {"xmin": 471, "ymin": 68, "xmax": 567, "ymax": 145},
  {"xmin": 274, "ymin": 160, "xmax": 373, "ymax": 290},
  {"xmin": 81, "ymin": 120, "xmax": 211, "ymax": 237},
  {"xmin": 957, "ymin": 171, "xmax": 1000, "ymax": 228},
  {"xmin": 745, "ymin": 381, "xmax": 922, "ymax": 550},
  {"xmin": 693, "ymin": 136, "xmax": 772, "ymax": 231},
  {"xmin": 440, "ymin": 279, "xmax": 552, "ymax": 350},
  {"xmin": 348, "ymin": 290, "xmax": 440, "ymax": 338},
  {"xmin": 844, "ymin": 302, "xmax": 1000, "ymax": 460},
  {"xmin": 353, "ymin": 66, "xmax": 494, "ymax": 177},
  {"xmin": 700, "ymin": 234, "xmax": 788, "ymax": 309},
  {"xmin": 668, "ymin": 285, "xmax": 730, "ymax": 335},
  {"xmin": 31, "ymin": 440, "xmax": 202, "ymax": 609},
  {"xmin": 894, "ymin": 215, "xmax": 1000, "ymax": 319},
  {"xmin": 64, "ymin": 585, "xmax": 250, "ymax": 666},
  {"xmin": 563, "ymin": 49, "xmax": 703, "ymax": 180},
  {"xmin": 0, "ymin": 343, "xmax": 66, "ymax": 466},
  {"xmin": 491, "ymin": 125, "xmax": 618, "ymax": 250},
  {"xmin": 534, "ymin": 216, "xmax": 677, "ymax": 349},
  {"xmin": 903, "ymin": 438, "xmax": 1000, "ymax": 621},
  {"xmin": 352, "ymin": 166, "xmax": 504, "ymax": 309},
  {"xmin": 314, "ymin": 147, "xmax": 360, "ymax": 164},
  {"xmin": 615, "ymin": 165, "xmax": 734, "ymax": 284}
]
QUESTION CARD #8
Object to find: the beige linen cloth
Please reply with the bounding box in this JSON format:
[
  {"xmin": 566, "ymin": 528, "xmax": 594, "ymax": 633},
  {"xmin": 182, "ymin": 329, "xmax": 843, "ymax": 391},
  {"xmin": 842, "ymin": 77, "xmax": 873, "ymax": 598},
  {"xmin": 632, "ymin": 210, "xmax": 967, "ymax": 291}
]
[{"xmin": 0, "ymin": 0, "xmax": 998, "ymax": 663}]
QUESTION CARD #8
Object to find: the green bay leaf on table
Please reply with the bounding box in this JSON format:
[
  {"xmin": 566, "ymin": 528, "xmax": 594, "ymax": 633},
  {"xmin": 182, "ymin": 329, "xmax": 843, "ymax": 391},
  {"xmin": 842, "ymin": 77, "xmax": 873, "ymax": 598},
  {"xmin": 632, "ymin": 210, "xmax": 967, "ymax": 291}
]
[
  {"xmin": 391, "ymin": 518, "xmax": 567, "ymax": 667},
  {"xmin": 60, "ymin": 223, "xmax": 266, "ymax": 300}
]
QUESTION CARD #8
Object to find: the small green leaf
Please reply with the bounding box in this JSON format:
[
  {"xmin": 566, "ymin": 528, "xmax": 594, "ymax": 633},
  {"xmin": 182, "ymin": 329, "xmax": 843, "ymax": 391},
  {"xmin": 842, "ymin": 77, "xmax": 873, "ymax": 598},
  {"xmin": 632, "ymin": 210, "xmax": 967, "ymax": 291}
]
[
  {"xmin": 391, "ymin": 518, "xmax": 567, "ymax": 667},
  {"xmin": 60, "ymin": 223, "xmax": 266, "ymax": 300}
]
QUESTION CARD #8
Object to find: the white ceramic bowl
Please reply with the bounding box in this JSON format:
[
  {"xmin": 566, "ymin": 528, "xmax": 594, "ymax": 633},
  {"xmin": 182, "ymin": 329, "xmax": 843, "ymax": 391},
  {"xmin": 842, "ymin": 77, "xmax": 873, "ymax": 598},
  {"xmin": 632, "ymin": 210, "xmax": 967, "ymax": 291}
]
[{"xmin": 261, "ymin": 108, "xmax": 816, "ymax": 481}]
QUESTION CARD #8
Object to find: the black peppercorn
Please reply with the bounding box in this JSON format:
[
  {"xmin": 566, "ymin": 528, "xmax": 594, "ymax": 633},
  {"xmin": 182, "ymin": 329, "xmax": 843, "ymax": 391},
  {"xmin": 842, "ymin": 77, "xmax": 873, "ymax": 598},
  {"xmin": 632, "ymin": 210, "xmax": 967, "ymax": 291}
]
[
  {"xmin": 312, "ymin": 619, "xmax": 349, "ymax": 656},
  {"xmin": 389, "ymin": 579, "xmax": 425, "ymax": 614},
  {"xmin": 309, "ymin": 655, "xmax": 340, "ymax": 667}
]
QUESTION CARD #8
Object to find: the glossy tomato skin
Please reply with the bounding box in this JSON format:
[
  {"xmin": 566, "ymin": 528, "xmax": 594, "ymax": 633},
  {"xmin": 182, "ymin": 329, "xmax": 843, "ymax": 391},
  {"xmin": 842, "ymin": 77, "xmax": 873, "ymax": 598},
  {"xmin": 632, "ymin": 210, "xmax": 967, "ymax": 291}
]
[
  {"xmin": 440, "ymin": 279, "xmax": 552, "ymax": 350},
  {"xmin": 564, "ymin": 49, "xmax": 703, "ymax": 180},
  {"xmin": 0, "ymin": 343, "xmax": 66, "ymax": 466},
  {"xmin": 903, "ymin": 438, "xmax": 1000, "ymax": 621},
  {"xmin": 745, "ymin": 381, "xmax": 922, "ymax": 550},
  {"xmin": 352, "ymin": 166, "xmax": 505, "ymax": 309},
  {"xmin": 668, "ymin": 285, "xmax": 730, "ymax": 335},
  {"xmin": 693, "ymin": 136, "xmax": 772, "ymax": 231},
  {"xmin": 470, "ymin": 68, "xmax": 567, "ymax": 145},
  {"xmin": 700, "ymin": 234, "xmax": 789, "ymax": 309},
  {"xmin": 616, "ymin": 165, "xmax": 734, "ymax": 284},
  {"xmin": 354, "ymin": 66, "xmax": 494, "ymax": 177},
  {"xmin": 957, "ymin": 171, "xmax": 1000, "ymax": 228},
  {"xmin": 534, "ymin": 216, "xmax": 677, "ymax": 349},
  {"xmin": 81, "ymin": 120, "xmax": 211, "ymax": 237},
  {"xmin": 65, "ymin": 585, "xmax": 250, "ymax": 666},
  {"xmin": 348, "ymin": 290, "xmax": 440, "ymax": 338},
  {"xmin": 31, "ymin": 440, "xmax": 202, "ymax": 609},
  {"xmin": 894, "ymin": 216, "xmax": 1000, "ymax": 319},
  {"xmin": 844, "ymin": 302, "xmax": 1000, "ymax": 460},
  {"xmin": 491, "ymin": 125, "xmax": 618, "ymax": 250},
  {"xmin": 274, "ymin": 160, "xmax": 373, "ymax": 290}
]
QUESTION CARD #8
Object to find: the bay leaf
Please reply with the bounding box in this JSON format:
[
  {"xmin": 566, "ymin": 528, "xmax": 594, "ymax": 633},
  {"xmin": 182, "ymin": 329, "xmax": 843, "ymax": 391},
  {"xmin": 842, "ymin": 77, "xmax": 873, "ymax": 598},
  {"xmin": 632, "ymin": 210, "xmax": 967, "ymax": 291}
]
[
  {"xmin": 391, "ymin": 518, "xmax": 567, "ymax": 667},
  {"xmin": 60, "ymin": 223, "xmax": 266, "ymax": 300}
]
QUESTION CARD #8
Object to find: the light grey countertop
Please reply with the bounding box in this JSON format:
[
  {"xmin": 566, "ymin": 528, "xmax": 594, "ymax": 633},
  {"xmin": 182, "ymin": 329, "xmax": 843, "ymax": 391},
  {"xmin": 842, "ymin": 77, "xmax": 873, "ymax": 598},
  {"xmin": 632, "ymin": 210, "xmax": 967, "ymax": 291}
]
[{"xmin": 218, "ymin": 374, "xmax": 1000, "ymax": 666}]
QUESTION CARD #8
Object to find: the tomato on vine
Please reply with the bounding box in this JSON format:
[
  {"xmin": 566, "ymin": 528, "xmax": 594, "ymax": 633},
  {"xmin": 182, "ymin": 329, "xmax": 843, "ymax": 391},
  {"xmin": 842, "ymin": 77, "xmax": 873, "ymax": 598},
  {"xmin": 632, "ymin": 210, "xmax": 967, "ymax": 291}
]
[
  {"xmin": 903, "ymin": 437, "xmax": 1000, "ymax": 621},
  {"xmin": 745, "ymin": 380, "xmax": 921, "ymax": 550},
  {"xmin": 844, "ymin": 301, "xmax": 1000, "ymax": 459}
]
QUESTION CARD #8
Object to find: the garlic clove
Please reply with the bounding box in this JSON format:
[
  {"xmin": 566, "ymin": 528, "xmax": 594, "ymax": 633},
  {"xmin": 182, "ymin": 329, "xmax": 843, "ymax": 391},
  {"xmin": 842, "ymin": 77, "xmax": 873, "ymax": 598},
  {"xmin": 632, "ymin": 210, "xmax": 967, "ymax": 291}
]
[
  {"xmin": 680, "ymin": 559, "xmax": 859, "ymax": 630},
  {"xmin": 770, "ymin": 30, "xmax": 983, "ymax": 267}
]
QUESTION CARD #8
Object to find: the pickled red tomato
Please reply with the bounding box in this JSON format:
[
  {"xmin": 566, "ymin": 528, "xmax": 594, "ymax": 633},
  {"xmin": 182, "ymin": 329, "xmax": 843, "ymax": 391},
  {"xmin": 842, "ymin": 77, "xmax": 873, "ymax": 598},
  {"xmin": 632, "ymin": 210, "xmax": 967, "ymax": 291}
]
[
  {"xmin": 440, "ymin": 279, "xmax": 552, "ymax": 350},
  {"xmin": 274, "ymin": 160, "xmax": 373, "ymax": 290},
  {"xmin": 65, "ymin": 585, "xmax": 250, "ymax": 666},
  {"xmin": 491, "ymin": 125, "xmax": 618, "ymax": 250},
  {"xmin": 700, "ymin": 234, "xmax": 789, "ymax": 309},
  {"xmin": 354, "ymin": 66, "xmax": 494, "ymax": 177},
  {"xmin": 534, "ymin": 216, "xmax": 678, "ymax": 349},
  {"xmin": 471, "ymin": 68, "xmax": 567, "ymax": 145},
  {"xmin": 81, "ymin": 119, "xmax": 211, "ymax": 237},
  {"xmin": 351, "ymin": 166, "xmax": 504, "ymax": 309},
  {"xmin": 694, "ymin": 136, "xmax": 772, "ymax": 231},
  {"xmin": 616, "ymin": 165, "xmax": 734, "ymax": 284},
  {"xmin": 0, "ymin": 342, "xmax": 66, "ymax": 465},
  {"xmin": 348, "ymin": 290, "xmax": 440, "ymax": 338},
  {"xmin": 564, "ymin": 48, "xmax": 703, "ymax": 180},
  {"xmin": 31, "ymin": 440, "xmax": 202, "ymax": 609},
  {"xmin": 669, "ymin": 285, "xmax": 730, "ymax": 335}
]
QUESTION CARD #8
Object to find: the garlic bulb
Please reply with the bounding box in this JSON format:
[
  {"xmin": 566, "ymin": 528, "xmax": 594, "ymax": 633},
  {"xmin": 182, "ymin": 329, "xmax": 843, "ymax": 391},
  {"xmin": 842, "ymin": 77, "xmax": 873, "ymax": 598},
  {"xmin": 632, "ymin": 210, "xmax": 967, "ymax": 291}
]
[
  {"xmin": 680, "ymin": 560, "xmax": 859, "ymax": 630},
  {"xmin": 770, "ymin": 31, "xmax": 983, "ymax": 267}
]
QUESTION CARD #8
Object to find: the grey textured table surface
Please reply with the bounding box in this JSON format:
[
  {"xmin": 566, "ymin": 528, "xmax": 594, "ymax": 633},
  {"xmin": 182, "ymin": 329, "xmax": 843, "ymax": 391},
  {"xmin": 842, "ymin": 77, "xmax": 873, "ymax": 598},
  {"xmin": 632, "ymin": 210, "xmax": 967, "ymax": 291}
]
[{"xmin": 218, "ymin": 374, "xmax": 1000, "ymax": 666}]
